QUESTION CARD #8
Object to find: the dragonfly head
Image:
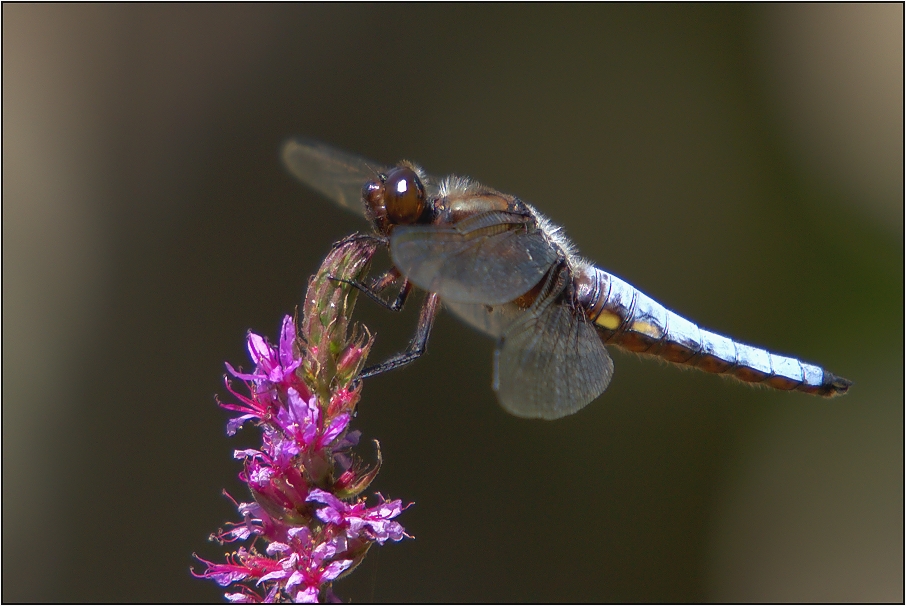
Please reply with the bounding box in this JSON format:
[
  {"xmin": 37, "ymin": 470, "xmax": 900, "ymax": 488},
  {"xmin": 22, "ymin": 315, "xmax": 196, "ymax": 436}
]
[{"xmin": 363, "ymin": 165, "xmax": 426, "ymax": 234}]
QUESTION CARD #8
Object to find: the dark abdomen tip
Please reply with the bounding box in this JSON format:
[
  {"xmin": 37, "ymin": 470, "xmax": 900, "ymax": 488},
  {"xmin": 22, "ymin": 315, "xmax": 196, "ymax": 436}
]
[
  {"xmin": 799, "ymin": 370, "xmax": 852, "ymax": 397},
  {"xmin": 824, "ymin": 372, "xmax": 852, "ymax": 397}
]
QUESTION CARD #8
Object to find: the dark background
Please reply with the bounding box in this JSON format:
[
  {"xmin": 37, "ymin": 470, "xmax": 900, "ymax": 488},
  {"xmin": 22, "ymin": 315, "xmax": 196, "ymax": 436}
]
[{"xmin": 4, "ymin": 4, "xmax": 902, "ymax": 603}]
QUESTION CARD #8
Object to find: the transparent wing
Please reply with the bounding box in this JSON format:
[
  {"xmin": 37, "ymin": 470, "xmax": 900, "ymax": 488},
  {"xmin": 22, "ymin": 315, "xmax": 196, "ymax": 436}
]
[
  {"xmin": 390, "ymin": 211, "xmax": 560, "ymax": 305},
  {"xmin": 281, "ymin": 138, "xmax": 389, "ymax": 218},
  {"xmin": 443, "ymin": 299, "xmax": 524, "ymax": 339},
  {"xmin": 494, "ymin": 299, "xmax": 614, "ymax": 420}
]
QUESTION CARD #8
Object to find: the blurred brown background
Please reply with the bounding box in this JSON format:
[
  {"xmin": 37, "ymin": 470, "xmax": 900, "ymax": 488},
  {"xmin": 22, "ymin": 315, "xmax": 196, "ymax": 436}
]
[{"xmin": 3, "ymin": 4, "xmax": 902, "ymax": 603}]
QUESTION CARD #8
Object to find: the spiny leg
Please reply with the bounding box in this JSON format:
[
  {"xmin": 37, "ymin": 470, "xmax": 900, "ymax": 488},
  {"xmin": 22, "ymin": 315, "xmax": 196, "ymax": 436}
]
[
  {"xmin": 332, "ymin": 232, "xmax": 389, "ymax": 249},
  {"xmin": 359, "ymin": 292, "xmax": 440, "ymax": 379},
  {"xmin": 332, "ymin": 263, "xmax": 433, "ymax": 379},
  {"xmin": 331, "ymin": 267, "xmax": 413, "ymax": 312}
]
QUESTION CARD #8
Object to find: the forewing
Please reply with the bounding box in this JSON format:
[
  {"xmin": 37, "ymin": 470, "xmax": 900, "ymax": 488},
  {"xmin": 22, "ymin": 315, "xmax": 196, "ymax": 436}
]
[
  {"xmin": 390, "ymin": 212, "xmax": 559, "ymax": 305},
  {"xmin": 494, "ymin": 301, "xmax": 614, "ymax": 420},
  {"xmin": 281, "ymin": 138, "xmax": 389, "ymax": 218}
]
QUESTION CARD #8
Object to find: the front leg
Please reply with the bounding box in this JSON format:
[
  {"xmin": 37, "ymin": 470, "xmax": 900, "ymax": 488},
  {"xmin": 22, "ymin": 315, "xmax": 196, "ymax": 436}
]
[
  {"xmin": 331, "ymin": 267, "xmax": 413, "ymax": 312},
  {"xmin": 359, "ymin": 292, "xmax": 440, "ymax": 379},
  {"xmin": 332, "ymin": 232, "xmax": 389, "ymax": 250}
]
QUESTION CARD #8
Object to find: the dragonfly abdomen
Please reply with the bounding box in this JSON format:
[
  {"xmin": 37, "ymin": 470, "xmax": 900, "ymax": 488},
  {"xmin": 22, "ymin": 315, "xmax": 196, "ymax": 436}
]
[{"xmin": 575, "ymin": 266, "xmax": 851, "ymax": 397}]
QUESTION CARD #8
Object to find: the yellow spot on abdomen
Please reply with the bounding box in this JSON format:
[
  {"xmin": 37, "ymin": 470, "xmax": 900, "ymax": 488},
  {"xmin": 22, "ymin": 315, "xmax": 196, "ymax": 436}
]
[
  {"xmin": 631, "ymin": 321, "xmax": 662, "ymax": 339},
  {"xmin": 595, "ymin": 311, "xmax": 621, "ymax": 330}
]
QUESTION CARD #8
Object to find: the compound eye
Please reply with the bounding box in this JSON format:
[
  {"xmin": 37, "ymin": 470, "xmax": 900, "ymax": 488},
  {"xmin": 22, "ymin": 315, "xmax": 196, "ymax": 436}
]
[
  {"xmin": 362, "ymin": 179, "xmax": 383, "ymax": 208},
  {"xmin": 383, "ymin": 167, "xmax": 425, "ymax": 224}
]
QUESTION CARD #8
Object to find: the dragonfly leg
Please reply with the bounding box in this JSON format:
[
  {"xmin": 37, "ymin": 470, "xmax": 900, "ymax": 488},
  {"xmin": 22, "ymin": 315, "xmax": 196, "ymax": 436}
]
[
  {"xmin": 332, "ymin": 232, "xmax": 388, "ymax": 249},
  {"xmin": 359, "ymin": 292, "xmax": 440, "ymax": 379},
  {"xmin": 331, "ymin": 268, "xmax": 413, "ymax": 312}
]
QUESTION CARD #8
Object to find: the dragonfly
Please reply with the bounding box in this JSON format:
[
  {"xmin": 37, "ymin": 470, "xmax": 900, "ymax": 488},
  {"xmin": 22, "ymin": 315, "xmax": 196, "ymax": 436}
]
[{"xmin": 282, "ymin": 138, "xmax": 851, "ymax": 419}]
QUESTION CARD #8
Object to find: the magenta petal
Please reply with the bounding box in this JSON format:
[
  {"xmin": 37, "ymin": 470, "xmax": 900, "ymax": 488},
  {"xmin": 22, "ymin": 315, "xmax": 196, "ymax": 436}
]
[
  {"xmin": 295, "ymin": 587, "xmax": 319, "ymax": 604},
  {"xmin": 303, "ymin": 393, "xmax": 320, "ymax": 426},
  {"xmin": 224, "ymin": 592, "xmax": 256, "ymax": 603},
  {"xmin": 377, "ymin": 500, "xmax": 404, "ymax": 518},
  {"xmin": 256, "ymin": 569, "xmax": 289, "ymax": 585},
  {"xmin": 306, "ymin": 488, "xmax": 344, "ymax": 510},
  {"xmin": 237, "ymin": 501, "xmax": 263, "ymax": 518},
  {"xmin": 233, "ymin": 448, "xmax": 263, "ymax": 460},
  {"xmin": 322, "ymin": 559, "xmax": 353, "ymax": 582},
  {"xmin": 210, "ymin": 568, "xmax": 251, "ymax": 586},
  {"xmin": 284, "ymin": 388, "xmax": 308, "ymax": 423},
  {"xmin": 346, "ymin": 518, "xmax": 367, "ymax": 536},
  {"xmin": 334, "ymin": 429, "xmax": 360, "ymax": 451},
  {"xmin": 219, "ymin": 523, "xmax": 254, "ymax": 542},
  {"xmin": 266, "ymin": 366, "xmax": 284, "ymax": 384},
  {"xmin": 269, "ymin": 435, "xmax": 300, "ymax": 463},
  {"xmin": 286, "ymin": 526, "xmax": 312, "ymax": 543},
  {"xmin": 227, "ymin": 414, "xmax": 257, "ymax": 436},
  {"xmin": 372, "ymin": 520, "xmax": 406, "ymax": 543},
  {"xmin": 295, "ymin": 394, "xmax": 320, "ymax": 447},
  {"xmin": 318, "ymin": 412, "xmax": 350, "ymax": 448},
  {"xmin": 314, "ymin": 507, "xmax": 343, "ymax": 526},
  {"xmin": 225, "ymin": 362, "xmax": 260, "ymax": 382},
  {"xmin": 300, "ymin": 425, "xmax": 317, "ymax": 449},
  {"xmin": 284, "ymin": 569, "xmax": 305, "ymax": 594},
  {"xmin": 329, "ymin": 534, "xmax": 348, "ymax": 554},
  {"xmin": 265, "ymin": 542, "xmax": 290, "ymax": 556},
  {"xmin": 310, "ymin": 537, "xmax": 339, "ymax": 563},
  {"xmin": 278, "ymin": 316, "xmax": 297, "ymax": 368},
  {"xmin": 247, "ymin": 333, "xmax": 273, "ymax": 366}
]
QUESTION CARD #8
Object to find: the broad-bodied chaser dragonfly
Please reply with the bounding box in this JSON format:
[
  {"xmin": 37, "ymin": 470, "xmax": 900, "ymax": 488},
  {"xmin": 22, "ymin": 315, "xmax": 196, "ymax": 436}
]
[{"xmin": 282, "ymin": 138, "xmax": 851, "ymax": 419}]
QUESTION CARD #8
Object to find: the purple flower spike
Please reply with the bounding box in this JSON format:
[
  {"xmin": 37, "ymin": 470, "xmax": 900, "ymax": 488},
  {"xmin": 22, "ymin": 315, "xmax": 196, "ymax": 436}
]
[{"xmin": 196, "ymin": 238, "xmax": 411, "ymax": 603}]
